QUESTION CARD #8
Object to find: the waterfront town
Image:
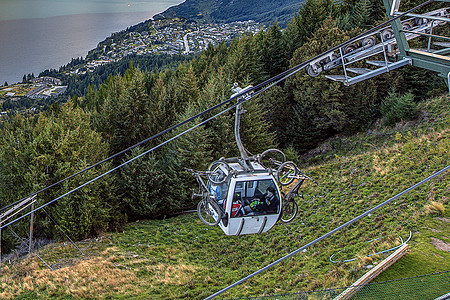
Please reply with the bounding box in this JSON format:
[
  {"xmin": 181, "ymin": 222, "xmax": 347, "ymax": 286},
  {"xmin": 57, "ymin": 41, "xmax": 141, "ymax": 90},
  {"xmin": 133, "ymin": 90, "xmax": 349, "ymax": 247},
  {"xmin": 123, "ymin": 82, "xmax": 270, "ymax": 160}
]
[
  {"xmin": 0, "ymin": 76, "xmax": 67, "ymax": 101},
  {"xmin": 71, "ymin": 19, "xmax": 263, "ymax": 75},
  {"xmin": 0, "ymin": 19, "xmax": 263, "ymax": 106}
]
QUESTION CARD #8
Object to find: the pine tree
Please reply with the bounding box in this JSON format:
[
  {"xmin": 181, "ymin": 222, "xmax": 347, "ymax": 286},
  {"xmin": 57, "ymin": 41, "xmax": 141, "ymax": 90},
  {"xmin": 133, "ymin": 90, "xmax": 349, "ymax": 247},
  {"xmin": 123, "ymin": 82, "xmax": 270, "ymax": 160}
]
[
  {"xmin": 115, "ymin": 147, "xmax": 185, "ymax": 220},
  {"xmin": 174, "ymin": 63, "xmax": 200, "ymax": 109},
  {"xmin": 82, "ymin": 84, "xmax": 96, "ymax": 111},
  {"xmin": 0, "ymin": 100, "xmax": 116, "ymax": 240},
  {"xmin": 94, "ymin": 66, "xmax": 158, "ymax": 155},
  {"xmin": 147, "ymin": 72, "xmax": 177, "ymax": 139},
  {"xmin": 259, "ymin": 84, "xmax": 293, "ymax": 146},
  {"xmin": 225, "ymin": 35, "xmax": 265, "ymax": 84},
  {"xmin": 285, "ymin": 19, "xmax": 379, "ymax": 152},
  {"xmin": 368, "ymin": 0, "xmax": 386, "ymax": 22},
  {"xmin": 0, "ymin": 115, "xmax": 36, "ymax": 205},
  {"xmin": 336, "ymin": 0, "xmax": 381, "ymax": 30},
  {"xmin": 284, "ymin": 0, "xmax": 337, "ymax": 56},
  {"xmin": 30, "ymin": 100, "xmax": 115, "ymax": 239},
  {"xmin": 256, "ymin": 22, "xmax": 288, "ymax": 79},
  {"xmin": 93, "ymin": 64, "xmax": 192, "ymax": 220}
]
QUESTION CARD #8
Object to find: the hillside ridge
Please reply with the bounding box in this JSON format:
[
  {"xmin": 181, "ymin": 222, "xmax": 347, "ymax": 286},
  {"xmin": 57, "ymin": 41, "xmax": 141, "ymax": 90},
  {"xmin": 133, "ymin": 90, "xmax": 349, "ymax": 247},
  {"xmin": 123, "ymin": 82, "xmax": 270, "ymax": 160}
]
[{"xmin": 155, "ymin": 0, "xmax": 304, "ymax": 27}]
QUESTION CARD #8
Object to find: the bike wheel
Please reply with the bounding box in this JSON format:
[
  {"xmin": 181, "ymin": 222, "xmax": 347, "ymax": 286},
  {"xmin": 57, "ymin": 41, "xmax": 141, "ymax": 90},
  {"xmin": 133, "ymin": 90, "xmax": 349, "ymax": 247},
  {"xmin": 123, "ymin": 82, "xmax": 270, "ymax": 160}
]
[
  {"xmin": 280, "ymin": 200, "xmax": 298, "ymax": 223},
  {"xmin": 259, "ymin": 149, "xmax": 286, "ymax": 169},
  {"xmin": 277, "ymin": 161, "xmax": 297, "ymax": 186},
  {"xmin": 197, "ymin": 199, "xmax": 222, "ymax": 226},
  {"xmin": 207, "ymin": 161, "xmax": 230, "ymax": 184}
]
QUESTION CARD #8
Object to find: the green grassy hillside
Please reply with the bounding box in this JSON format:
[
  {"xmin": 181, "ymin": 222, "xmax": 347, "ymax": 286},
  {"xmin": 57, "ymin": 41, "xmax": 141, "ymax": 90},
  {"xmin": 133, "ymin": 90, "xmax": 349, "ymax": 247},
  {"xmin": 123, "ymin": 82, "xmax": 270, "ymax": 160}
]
[{"xmin": 0, "ymin": 94, "xmax": 448, "ymax": 299}]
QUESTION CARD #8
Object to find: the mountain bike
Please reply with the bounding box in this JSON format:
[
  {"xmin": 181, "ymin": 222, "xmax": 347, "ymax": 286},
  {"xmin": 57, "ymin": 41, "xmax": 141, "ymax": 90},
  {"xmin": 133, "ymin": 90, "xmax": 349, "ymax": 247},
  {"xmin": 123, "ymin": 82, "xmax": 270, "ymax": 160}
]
[
  {"xmin": 277, "ymin": 161, "xmax": 318, "ymax": 223},
  {"xmin": 186, "ymin": 168, "xmax": 224, "ymax": 226}
]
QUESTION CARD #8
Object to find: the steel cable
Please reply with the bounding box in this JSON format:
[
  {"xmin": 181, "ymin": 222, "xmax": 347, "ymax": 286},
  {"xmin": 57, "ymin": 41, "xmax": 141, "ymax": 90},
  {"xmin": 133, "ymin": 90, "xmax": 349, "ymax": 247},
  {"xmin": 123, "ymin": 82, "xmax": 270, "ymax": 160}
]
[
  {"xmin": 0, "ymin": 0, "xmax": 435, "ymax": 214},
  {"xmin": 204, "ymin": 164, "xmax": 449, "ymax": 299},
  {"xmin": 1, "ymin": 97, "xmax": 241, "ymax": 229},
  {"xmin": 0, "ymin": 2, "xmax": 447, "ymax": 297}
]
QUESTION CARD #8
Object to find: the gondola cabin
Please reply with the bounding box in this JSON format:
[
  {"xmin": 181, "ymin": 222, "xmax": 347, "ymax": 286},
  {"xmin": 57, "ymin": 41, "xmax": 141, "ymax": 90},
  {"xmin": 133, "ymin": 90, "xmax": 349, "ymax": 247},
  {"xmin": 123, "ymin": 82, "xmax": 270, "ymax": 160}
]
[{"xmin": 208, "ymin": 161, "xmax": 282, "ymax": 235}]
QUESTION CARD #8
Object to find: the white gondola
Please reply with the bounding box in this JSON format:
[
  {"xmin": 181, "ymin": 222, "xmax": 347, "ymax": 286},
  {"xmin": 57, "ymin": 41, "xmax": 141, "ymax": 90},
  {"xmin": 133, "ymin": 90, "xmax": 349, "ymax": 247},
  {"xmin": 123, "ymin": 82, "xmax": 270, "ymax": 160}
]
[
  {"xmin": 208, "ymin": 161, "xmax": 282, "ymax": 235},
  {"xmin": 189, "ymin": 83, "xmax": 289, "ymax": 235}
]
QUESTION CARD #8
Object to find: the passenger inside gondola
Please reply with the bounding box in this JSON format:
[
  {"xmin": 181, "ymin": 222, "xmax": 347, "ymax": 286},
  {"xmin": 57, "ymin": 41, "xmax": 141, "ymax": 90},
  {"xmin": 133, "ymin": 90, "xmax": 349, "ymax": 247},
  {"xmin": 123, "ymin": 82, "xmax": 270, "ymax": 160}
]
[
  {"xmin": 231, "ymin": 180, "xmax": 279, "ymax": 217},
  {"xmin": 243, "ymin": 186, "xmax": 278, "ymax": 215}
]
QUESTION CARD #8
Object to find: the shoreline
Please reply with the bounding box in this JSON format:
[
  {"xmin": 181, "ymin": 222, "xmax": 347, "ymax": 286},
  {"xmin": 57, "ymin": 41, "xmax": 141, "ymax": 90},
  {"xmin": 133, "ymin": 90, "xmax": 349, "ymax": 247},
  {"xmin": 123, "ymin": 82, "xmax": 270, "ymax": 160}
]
[{"xmin": 0, "ymin": 7, "xmax": 180, "ymax": 85}]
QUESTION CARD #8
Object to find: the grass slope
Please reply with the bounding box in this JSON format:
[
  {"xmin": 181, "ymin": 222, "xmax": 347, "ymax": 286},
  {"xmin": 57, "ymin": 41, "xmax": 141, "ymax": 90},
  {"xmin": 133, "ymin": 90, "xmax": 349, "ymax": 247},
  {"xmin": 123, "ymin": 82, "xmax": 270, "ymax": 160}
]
[{"xmin": 0, "ymin": 94, "xmax": 449, "ymax": 299}]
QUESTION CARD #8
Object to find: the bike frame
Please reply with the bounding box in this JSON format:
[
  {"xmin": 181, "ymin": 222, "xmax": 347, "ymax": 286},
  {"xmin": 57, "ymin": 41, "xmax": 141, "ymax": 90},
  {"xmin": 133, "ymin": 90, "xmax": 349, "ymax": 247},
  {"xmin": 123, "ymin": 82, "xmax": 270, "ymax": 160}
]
[
  {"xmin": 192, "ymin": 172, "xmax": 209, "ymax": 197},
  {"xmin": 284, "ymin": 178, "xmax": 307, "ymax": 203}
]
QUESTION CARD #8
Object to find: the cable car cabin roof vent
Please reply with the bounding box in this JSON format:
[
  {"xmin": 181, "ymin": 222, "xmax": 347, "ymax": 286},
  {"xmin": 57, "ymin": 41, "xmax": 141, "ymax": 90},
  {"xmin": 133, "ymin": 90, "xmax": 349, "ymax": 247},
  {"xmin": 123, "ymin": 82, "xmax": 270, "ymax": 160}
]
[{"xmin": 228, "ymin": 162, "xmax": 267, "ymax": 176}]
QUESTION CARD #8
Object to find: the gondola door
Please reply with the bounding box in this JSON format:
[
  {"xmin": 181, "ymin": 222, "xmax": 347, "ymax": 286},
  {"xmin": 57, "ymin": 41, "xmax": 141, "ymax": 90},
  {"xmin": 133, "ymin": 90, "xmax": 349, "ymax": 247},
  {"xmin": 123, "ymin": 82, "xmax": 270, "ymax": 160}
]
[{"xmin": 219, "ymin": 176, "xmax": 281, "ymax": 235}]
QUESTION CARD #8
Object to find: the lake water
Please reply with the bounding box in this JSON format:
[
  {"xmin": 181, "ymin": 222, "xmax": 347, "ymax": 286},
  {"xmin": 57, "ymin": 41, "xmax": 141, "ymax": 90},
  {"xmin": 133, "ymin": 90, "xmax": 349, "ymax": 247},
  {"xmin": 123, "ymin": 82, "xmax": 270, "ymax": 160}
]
[{"xmin": 0, "ymin": 0, "xmax": 183, "ymax": 85}]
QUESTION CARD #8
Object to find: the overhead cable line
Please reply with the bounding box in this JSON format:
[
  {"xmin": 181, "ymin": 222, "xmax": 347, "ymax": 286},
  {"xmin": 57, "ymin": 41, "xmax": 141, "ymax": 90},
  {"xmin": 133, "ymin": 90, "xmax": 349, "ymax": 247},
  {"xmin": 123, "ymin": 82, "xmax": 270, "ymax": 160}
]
[
  {"xmin": 1, "ymin": 63, "xmax": 298, "ymax": 229},
  {"xmin": 204, "ymin": 164, "xmax": 450, "ymax": 300},
  {"xmin": 0, "ymin": 0, "xmax": 436, "ymax": 220},
  {"xmin": 1, "ymin": 97, "xmax": 242, "ymax": 230},
  {"xmin": 0, "ymin": 91, "xmax": 241, "ymax": 213}
]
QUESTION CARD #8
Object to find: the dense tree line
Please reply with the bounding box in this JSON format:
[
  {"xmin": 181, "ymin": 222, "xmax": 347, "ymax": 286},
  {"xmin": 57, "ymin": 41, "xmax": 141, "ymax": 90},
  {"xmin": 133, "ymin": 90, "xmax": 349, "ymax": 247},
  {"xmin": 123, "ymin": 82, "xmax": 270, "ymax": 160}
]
[
  {"xmin": 38, "ymin": 53, "xmax": 193, "ymax": 97},
  {"xmin": 21, "ymin": 73, "xmax": 35, "ymax": 84},
  {"xmin": 1, "ymin": 96, "xmax": 62, "ymax": 115},
  {"xmin": 0, "ymin": 0, "xmax": 447, "ymax": 251}
]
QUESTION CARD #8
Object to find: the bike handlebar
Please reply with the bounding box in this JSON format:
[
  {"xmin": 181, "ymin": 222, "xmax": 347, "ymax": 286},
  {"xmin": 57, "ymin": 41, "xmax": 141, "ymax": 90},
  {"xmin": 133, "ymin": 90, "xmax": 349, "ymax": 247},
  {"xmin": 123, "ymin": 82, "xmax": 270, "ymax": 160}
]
[
  {"xmin": 302, "ymin": 175, "xmax": 319, "ymax": 185},
  {"xmin": 290, "ymin": 170, "xmax": 319, "ymax": 185},
  {"xmin": 184, "ymin": 167, "xmax": 207, "ymax": 176}
]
